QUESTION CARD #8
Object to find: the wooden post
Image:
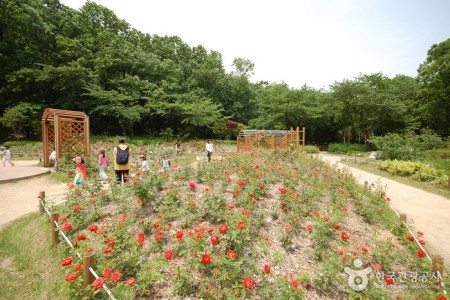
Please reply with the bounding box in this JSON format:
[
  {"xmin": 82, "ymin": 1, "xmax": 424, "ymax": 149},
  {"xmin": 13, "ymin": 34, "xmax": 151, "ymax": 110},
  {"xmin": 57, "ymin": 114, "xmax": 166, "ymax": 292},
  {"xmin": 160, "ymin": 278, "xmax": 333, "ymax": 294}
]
[
  {"xmin": 431, "ymin": 255, "xmax": 444, "ymax": 278},
  {"xmin": 302, "ymin": 127, "xmax": 305, "ymax": 152},
  {"xmin": 50, "ymin": 212, "xmax": 60, "ymax": 245},
  {"xmin": 364, "ymin": 181, "xmax": 368, "ymax": 190},
  {"xmin": 380, "ymin": 191, "xmax": 386, "ymax": 199},
  {"xmin": 83, "ymin": 252, "xmax": 96, "ymax": 295},
  {"xmin": 39, "ymin": 191, "xmax": 45, "ymax": 215},
  {"xmin": 399, "ymin": 213, "xmax": 407, "ymax": 227},
  {"xmin": 394, "ymin": 165, "xmax": 398, "ymax": 175}
]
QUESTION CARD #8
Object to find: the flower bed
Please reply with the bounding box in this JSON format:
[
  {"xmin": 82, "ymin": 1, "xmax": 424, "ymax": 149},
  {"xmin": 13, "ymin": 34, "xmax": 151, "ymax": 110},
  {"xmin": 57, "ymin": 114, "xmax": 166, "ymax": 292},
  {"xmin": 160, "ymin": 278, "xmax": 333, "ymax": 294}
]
[{"xmin": 55, "ymin": 150, "xmax": 445, "ymax": 299}]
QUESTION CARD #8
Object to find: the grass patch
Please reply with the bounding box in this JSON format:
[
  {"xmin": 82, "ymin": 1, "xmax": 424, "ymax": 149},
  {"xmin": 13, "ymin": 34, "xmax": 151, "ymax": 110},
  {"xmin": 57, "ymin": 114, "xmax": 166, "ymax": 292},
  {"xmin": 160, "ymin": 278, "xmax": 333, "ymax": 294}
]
[{"xmin": 0, "ymin": 213, "xmax": 68, "ymax": 300}]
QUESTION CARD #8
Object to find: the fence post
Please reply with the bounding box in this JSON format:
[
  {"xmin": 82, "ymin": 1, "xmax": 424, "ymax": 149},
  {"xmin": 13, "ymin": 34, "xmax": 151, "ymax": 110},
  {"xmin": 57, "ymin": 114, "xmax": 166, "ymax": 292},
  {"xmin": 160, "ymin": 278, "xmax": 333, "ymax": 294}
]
[
  {"xmin": 399, "ymin": 213, "xmax": 407, "ymax": 227},
  {"xmin": 431, "ymin": 255, "xmax": 444, "ymax": 290},
  {"xmin": 50, "ymin": 212, "xmax": 59, "ymax": 245},
  {"xmin": 39, "ymin": 191, "xmax": 45, "ymax": 215},
  {"xmin": 364, "ymin": 181, "xmax": 368, "ymax": 190},
  {"xmin": 83, "ymin": 252, "xmax": 96, "ymax": 296}
]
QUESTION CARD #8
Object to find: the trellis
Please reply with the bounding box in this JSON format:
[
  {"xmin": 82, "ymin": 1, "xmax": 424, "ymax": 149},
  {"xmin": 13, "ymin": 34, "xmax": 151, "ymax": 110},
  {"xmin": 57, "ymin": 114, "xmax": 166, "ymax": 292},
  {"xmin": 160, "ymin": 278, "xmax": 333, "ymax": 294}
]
[
  {"xmin": 237, "ymin": 127, "xmax": 305, "ymax": 152},
  {"xmin": 41, "ymin": 108, "xmax": 90, "ymax": 167}
]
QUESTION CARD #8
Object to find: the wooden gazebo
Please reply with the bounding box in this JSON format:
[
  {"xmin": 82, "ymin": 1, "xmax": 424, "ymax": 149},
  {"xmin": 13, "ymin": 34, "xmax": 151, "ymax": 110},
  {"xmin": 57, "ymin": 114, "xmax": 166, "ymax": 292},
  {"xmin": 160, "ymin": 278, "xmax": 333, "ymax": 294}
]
[
  {"xmin": 41, "ymin": 108, "xmax": 90, "ymax": 167},
  {"xmin": 237, "ymin": 127, "xmax": 305, "ymax": 152}
]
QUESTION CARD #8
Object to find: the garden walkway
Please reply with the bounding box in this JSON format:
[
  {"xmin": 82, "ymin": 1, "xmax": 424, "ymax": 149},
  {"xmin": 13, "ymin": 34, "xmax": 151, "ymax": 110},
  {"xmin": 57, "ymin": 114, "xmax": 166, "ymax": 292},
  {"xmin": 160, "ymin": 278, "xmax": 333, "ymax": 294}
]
[
  {"xmin": 0, "ymin": 161, "xmax": 66, "ymax": 228},
  {"xmin": 319, "ymin": 153, "xmax": 450, "ymax": 270}
]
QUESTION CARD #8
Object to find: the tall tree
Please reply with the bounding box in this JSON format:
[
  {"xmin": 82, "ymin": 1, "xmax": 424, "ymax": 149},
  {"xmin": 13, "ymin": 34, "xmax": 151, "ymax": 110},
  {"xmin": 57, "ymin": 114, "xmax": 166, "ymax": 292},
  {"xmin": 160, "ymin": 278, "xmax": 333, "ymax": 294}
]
[{"xmin": 417, "ymin": 38, "xmax": 450, "ymax": 137}]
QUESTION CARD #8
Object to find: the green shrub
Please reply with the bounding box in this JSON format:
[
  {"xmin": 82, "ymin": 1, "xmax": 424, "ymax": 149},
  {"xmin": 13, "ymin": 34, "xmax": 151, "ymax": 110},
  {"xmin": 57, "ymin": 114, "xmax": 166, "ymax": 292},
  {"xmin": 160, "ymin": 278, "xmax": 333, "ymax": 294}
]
[
  {"xmin": 328, "ymin": 143, "xmax": 368, "ymax": 153},
  {"xmin": 304, "ymin": 145, "xmax": 320, "ymax": 153}
]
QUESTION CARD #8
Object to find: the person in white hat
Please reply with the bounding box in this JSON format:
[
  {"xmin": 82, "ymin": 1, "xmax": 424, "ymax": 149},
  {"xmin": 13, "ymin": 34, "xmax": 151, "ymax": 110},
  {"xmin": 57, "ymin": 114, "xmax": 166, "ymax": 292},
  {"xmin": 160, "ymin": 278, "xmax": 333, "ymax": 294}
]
[{"xmin": 139, "ymin": 154, "xmax": 149, "ymax": 174}]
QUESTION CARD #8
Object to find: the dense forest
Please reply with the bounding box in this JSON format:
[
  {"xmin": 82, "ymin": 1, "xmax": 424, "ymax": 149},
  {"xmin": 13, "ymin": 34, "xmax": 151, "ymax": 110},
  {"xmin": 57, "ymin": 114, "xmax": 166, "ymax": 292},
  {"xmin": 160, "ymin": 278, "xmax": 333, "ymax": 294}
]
[{"xmin": 0, "ymin": 0, "xmax": 449, "ymax": 143}]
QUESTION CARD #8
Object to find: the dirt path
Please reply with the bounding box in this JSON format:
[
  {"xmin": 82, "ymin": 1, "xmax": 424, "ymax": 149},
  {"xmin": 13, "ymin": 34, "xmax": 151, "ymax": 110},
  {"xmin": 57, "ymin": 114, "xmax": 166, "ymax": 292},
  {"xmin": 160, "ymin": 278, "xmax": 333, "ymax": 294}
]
[
  {"xmin": 0, "ymin": 174, "xmax": 67, "ymax": 228},
  {"xmin": 319, "ymin": 153, "xmax": 450, "ymax": 269}
]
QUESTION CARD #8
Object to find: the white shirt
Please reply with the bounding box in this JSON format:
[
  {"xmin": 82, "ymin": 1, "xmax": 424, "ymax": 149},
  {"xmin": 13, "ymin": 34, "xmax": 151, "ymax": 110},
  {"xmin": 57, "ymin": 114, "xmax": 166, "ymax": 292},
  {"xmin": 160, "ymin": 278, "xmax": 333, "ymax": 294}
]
[
  {"xmin": 49, "ymin": 151, "xmax": 56, "ymax": 161},
  {"xmin": 206, "ymin": 142, "xmax": 213, "ymax": 152},
  {"xmin": 141, "ymin": 160, "xmax": 149, "ymax": 172}
]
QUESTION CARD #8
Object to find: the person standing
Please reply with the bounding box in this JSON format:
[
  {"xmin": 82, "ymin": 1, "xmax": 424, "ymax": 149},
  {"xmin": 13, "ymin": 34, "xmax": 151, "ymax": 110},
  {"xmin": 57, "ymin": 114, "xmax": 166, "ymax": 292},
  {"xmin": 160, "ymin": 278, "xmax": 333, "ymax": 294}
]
[
  {"xmin": 49, "ymin": 149, "xmax": 56, "ymax": 171},
  {"xmin": 113, "ymin": 138, "xmax": 131, "ymax": 183},
  {"xmin": 73, "ymin": 156, "xmax": 87, "ymax": 186},
  {"xmin": 161, "ymin": 154, "xmax": 171, "ymax": 173},
  {"xmin": 2, "ymin": 145, "xmax": 15, "ymax": 167},
  {"xmin": 98, "ymin": 149, "xmax": 109, "ymax": 180},
  {"xmin": 175, "ymin": 140, "xmax": 181, "ymax": 155},
  {"xmin": 206, "ymin": 140, "xmax": 213, "ymax": 162}
]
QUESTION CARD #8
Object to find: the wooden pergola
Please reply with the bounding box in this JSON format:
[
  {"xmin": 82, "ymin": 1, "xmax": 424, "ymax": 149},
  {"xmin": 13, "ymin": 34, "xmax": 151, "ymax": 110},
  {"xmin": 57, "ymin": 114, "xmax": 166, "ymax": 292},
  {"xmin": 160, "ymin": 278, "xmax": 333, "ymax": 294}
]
[
  {"xmin": 41, "ymin": 108, "xmax": 90, "ymax": 167},
  {"xmin": 237, "ymin": 127, "xmax": 305, "ymax": 152}
]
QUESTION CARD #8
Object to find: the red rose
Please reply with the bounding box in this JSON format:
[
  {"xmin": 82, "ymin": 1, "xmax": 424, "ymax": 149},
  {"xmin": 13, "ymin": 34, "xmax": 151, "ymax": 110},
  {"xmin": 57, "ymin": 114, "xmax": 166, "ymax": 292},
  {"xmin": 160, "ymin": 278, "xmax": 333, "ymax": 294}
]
[
  {"xmin": 61, "ymin": 257, "xmax": 73, "ymax": 267},
  {"xmin": 106, "ymin": 239, "xmax": 115, "ymax": 246},
  {"xmin": 103, "ymin": 268, "xmax": 112, "ymax": 279},
  {"xmin": 76, "ymin": 234, "xmax": 86, "ymax": 241},
  {"xmin": 373, "ymin": 263, "xmax": 382, "ymax": 271},
  {"xmin": 278, "ymin": 187, "xmax": 287, "ymax": 194},
  {"xmin": 218, "ymin": 224, "xmax": 229, "ymax": 234},
  {"xmin": 201, "ymin": 254, "xmax": 211, "ymax": 265},
  {"xmin": 175, "ymin": 231, "xmax": 184, "ymax": 240},
  {"xmin": 164, "ymin": 251, "xmax": 173, "ymax": 260},
  {"xmin": 361, "ymin": 247, "xmax": 369, "ymax": 253},
  {"xmin": 65, "ymin": 273, "xmax": 78, "ymax": 282},
  {"xmin": 73, "ymin": 205, "xmax": 80, "ymax": 213},
  {"xmin": 341, "ymin": 231, "xmax": 350, "ymax": 240},
  {"xmin": 417, "ymin": 250, "xmax": 426, "ymax": 258},
  {"xmin": 264, "ymin": 264, "xmax": 271, "ymax": 274},
  {"xmin": 88, "ymin": 224, "xmax": 98, "ymax": 232},
  {"xmin": 259, "ymin": 184, "xmax": 265, "ymax": 189},
  {"xmin": 419, "ymin": 239, "xmax": 426, "ymax": 245},
  {"xmin": 407, "ymin": 236, "xmax": 414, "ymax": 241},
  {"xmin": 243, "ymin": 277, "xmax": 255, "ymax": 289},
  {"xmin": 333, "ymin": 224, "xmax": 340, "ymax": 230},
  {"xmin": 58, "ymin": 215, "xmax": 68, "ymax": 222},
  {"xmin": 92, "ymin": 277, "xmax": 104, "ymax": 290},
  {"xmin": 111, "ymin": 271, "xmax": 121, "ymax": 282},
  {"xmin": 307, "ymin": 224, "xmax": 313, "ymax": 231},
  {"xmin": 154, "ymin": 233, "xmax": 163, "ymax": 241},
  {"xmin": 290, "ymin": 280, "xmax": 300, "ymax": 288},
  {"xmin": 384, "ymin": 276, "xmax": 394, "ymax": 285},
  {"xmin": 237, "ymin": 221, "xmax": 245, "ymax": 230},
  {"xmin": 227, "ymin": 250, "xmax": 237, "ymax": 259},
  {"xmin": 127, "ymin": 278, "xmax": 135, "ymax": 287},
  {"xmin": 232, "ymin": 191, "xmax": 238, "ymax": 197},
  {"xmin": 210, "ymin": 235, "xmax": 219, "ymax": 245},
  {"xmin": 74, "ymin": 264, "xmax": 83, "ymax": 272},
  {"xmin": 103, "ymin": 247, "xmax": 112, "ymax": 254},
  {"xmin": 62, "ymin": 222, "xmax": 72, "ymax": 231},
  {"xmin": 189, "ymin": 182, "xmax": 196, "ymax": 189}
]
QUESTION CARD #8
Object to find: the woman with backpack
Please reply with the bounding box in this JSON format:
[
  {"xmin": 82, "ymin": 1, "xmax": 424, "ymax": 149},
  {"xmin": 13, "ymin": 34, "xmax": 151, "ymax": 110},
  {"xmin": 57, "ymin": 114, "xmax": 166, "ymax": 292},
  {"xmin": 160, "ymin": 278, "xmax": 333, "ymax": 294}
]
[{"xmin": 113, "ymin": 138, "xmax": 131, "ymax": 183}]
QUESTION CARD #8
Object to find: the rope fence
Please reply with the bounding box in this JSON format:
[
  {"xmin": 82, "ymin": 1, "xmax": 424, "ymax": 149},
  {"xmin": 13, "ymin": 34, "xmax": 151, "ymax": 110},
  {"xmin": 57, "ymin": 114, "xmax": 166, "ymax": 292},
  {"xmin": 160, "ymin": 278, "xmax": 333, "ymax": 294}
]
[
  {"xmin": 37, "ymin": 191, "xmax": 116, "ymax": 299},
  {"xmin": 341, "ymin": 155, "xmax": 450, "ymax": 188}
]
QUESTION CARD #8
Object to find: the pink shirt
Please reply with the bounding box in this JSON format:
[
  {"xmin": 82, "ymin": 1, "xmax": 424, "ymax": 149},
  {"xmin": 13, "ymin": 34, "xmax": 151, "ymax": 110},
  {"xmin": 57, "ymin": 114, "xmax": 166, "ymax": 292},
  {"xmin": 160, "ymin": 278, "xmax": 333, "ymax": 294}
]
[{"xmin": 98, "ymin": 155, "xmax": 108, "ymax": 167}]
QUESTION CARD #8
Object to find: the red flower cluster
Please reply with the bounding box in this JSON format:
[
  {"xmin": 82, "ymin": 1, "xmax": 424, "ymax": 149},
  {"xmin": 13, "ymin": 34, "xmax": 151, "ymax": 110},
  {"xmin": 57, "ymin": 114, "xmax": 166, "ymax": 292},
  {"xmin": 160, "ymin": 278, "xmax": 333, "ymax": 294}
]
[
  {"xmin": 61, "ymin": 257, "xmax": 73, "ymax": 267},
  {"xmin": 201, "ymin": 254, "xmax": 211, "ymax": 265},
  {"xmin": 243, "ymin": 277, "xmax": 255, "ymax": 289}
]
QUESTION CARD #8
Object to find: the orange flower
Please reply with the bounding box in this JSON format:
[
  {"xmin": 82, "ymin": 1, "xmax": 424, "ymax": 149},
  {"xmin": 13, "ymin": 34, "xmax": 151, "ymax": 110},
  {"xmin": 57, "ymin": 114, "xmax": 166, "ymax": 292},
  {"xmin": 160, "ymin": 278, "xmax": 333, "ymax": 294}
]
[
  {"xmin": 127, "ymin": 277, "xmax": 136, "ymax": 287},
  {"xmin": 111, "ymin": 271, "xmax": 121, "ymax": 282}
]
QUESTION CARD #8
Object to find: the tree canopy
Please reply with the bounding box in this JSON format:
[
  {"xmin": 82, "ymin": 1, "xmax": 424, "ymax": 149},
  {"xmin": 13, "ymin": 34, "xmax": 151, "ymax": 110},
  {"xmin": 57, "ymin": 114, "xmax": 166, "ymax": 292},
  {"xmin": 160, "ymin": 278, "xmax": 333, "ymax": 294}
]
[{"xmin": 0, "ymin": 0, "xmax": 448, "ymax": 142}]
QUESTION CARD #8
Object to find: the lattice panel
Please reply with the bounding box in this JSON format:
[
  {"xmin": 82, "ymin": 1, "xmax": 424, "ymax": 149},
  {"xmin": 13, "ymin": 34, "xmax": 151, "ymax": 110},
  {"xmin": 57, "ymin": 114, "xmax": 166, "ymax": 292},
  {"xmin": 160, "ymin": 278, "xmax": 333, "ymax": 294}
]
[
  {"xmin": 46, "ymin": 125, "xmax": 55, "ymax": 158},
  {"xmin": 60, "ymin": 121, "xmax": 86, "ymax": 156}
]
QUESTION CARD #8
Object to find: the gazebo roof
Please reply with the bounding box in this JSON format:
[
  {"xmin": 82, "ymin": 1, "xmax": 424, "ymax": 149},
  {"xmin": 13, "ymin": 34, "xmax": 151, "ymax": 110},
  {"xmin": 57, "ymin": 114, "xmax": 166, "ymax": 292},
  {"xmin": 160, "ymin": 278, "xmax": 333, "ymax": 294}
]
[
  {"xmin": 238, "ymin": 130, "xmax": 287, "ymax": 137},
  {"xmin": 41, "ymin": 108, "xmax": 87, "ymax": 122}
]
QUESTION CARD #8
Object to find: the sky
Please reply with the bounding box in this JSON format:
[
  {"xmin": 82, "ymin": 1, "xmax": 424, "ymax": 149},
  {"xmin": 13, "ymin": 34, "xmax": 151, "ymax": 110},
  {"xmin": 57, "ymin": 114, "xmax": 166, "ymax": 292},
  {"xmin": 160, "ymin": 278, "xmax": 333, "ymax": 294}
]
[{"xmin": 59, "ymin": 0, "xmax": 450, "ymax": 90}]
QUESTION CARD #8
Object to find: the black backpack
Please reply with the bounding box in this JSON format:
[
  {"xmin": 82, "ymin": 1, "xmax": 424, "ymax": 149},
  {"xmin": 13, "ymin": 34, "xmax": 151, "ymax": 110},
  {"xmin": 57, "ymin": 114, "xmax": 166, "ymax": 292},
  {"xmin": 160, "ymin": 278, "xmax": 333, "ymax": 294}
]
[{"xmin": 116, "ymin": 146, "xmax": 129, "ymax": 165}]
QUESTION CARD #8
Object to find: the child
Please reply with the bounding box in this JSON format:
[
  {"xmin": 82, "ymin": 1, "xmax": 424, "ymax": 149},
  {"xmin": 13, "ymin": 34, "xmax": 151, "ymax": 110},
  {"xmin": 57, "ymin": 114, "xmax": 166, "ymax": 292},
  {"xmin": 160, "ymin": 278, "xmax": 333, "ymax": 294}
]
[
  {"xmin": 162, "ymin": 154, "xmax": 171, "ymax": 173},
  {"xmin": 2, "ymin": 145, "xmax": 15, "ymax": 167},
  {"xmin": 73, "ymin": 156, "xmax": 87, "ymax": 186},
  {"xmin": 139, "ymin": 154, "xmax": 150, "ymax": 174},
  {"xmin": 175, "ymin": 140, "xmax": 181, "ymax": 155},
  {"xmin": 98, "ymin": 149, "xmax": 109, "ymax": 180},
  {"xmin": 49, "ymin": 149, "xmax": 56, "ymax": 171}
]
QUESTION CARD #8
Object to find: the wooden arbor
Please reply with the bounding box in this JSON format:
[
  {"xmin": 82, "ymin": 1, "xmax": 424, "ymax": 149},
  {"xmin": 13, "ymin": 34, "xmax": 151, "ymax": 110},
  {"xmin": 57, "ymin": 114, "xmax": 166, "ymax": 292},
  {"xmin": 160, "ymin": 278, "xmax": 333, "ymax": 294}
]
[
  {"xmin": 237, "ymin": 127, "xmax": 305, "ymax": 152},
  {"xmin": 41, "ymin": 108, "xmax": 90, "ymax": 167}
]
